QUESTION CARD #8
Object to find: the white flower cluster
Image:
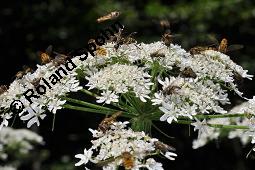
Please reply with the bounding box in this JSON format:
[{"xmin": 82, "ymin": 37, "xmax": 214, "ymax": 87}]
[
  {"xmin": 81, "ymin": 42, "xmax": 252, "ymax": 123},
  {"xmin": 191, "ymin": 96, "xmax": 255, "ymax": 149},
  {"xmin": 86, "ymin": 64, "xmax": 153, "ymax": 103},
  {"xmin": 75, "ymin": 121, "xmax": 176, "ymax": 170},
  {"xmin": 0, "ymin": 166, "xmax": 16, "ymax": 170},
  {"xmin": 227, "ymin": 97, "xmax": 255, "ymax": 148},
  {"xmin": 152, "ymin": 77, "xmax": 229, "ymax": 123},
  {"xmin": 191, "ymin": 118, "xmax": 228, "ymax": 149},
  {"xmin": 0, "ymin": 127, "xmax": 43, "ymax": 161},
  {"xmin": 0, "ymin": 57, "xmax": 83, "ymax": 128},
  {"xmin": 0, "ymin": 40, "xmax": 252, "ymax": 129}
]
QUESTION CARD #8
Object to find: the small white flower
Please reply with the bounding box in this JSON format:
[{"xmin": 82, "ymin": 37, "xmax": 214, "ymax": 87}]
[
  {"xmin": 96, "ymin": 91, "xmax": 119, "ymax": 104},
  {"xmin": 145, "ymin": 158, "xmax": 164, "ymax": 170},
  {"xmin": 0, "ymin": 113, "xmax": 12, "ymax": 130},
  {"xmin": 20, "ymin": 105, "xmax": 46, "ymax": 128},
  {"xmin": 164, "ymin": 151, "xmax": 177, "ymax": 160},
  {"xmin": 191, "ymin": 118, "xmax": 209, "ymax": 139},
  {"xmin": 75, "ymin": 148, "xmax": 93, "ymax": 166},
  {"xmin": 48, "ymin": 99, "xmax": 66, "ymax": 114}
]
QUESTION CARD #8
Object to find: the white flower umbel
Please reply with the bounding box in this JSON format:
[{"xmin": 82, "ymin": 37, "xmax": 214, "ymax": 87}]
[
  {"xmin": 153, "ymin": 77, "xmax": 229, "ymax": 123},
  {"xmin": 192, "ymin": 118, "xmax": 229, "ymax": 149},
  {"xmin": 226, "ymin": 96, "xmax": 255, "ymax": 149},
  {"xmin": 86, "ymin": 64, "xmax": 153, "ymax": 103},
  {"xmin": 191, "ymin": 96, "xmax": 255, "ymax": 149},
  {"xmin": 75, "ymin": 121, "xmax": 176, "ymax": 169},
  {"xmin": 0, "ymin": 56, "xmax": 83, "ymax": 128},
  {"xmin": 0, "ymin": 40, "xmax": 252, "ymax": 129}
]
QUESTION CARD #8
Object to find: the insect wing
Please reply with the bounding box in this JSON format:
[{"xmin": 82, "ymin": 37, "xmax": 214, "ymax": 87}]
[
  {"xmin": 227, "ymin": 44, "xmax": 244, "ymax": 52},
  {"xmin": 96, "ymin": 156, "xmax": 120, "ymax": 167},
  {"xmin": 45, "ymin": 45, "xmax": 53, "ymax": 55}
]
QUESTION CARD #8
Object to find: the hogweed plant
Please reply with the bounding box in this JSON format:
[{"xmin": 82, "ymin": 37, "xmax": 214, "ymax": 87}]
[{"xmin": 0, "ymin": 27, "xmax": 255, "ymax": 169}]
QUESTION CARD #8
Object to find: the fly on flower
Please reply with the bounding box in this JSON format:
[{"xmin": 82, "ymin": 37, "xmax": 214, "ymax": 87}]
[
  {"xmin": 112, "ymin": 30, "xmax": 137, "ymax": 50},
  {"xmin": 150, "ymin": 48, "xmax": 166, "ymax": 58},
  {"xmin": 89, "ymin": 39, "xmax": 108, "ymax": 57},
  {"xmin": 52, "ymin": 52, "xmax": 69, "ymax": 66},
  {"xmin": 31, "ymin": 77, "xmax": 42, "ymax": 88},
  {"xmin": 96, "ymin": 11, "xmax": 120, "ymax": 23},
  {"xmin": 210, "ymin": 37, "xmax": 244, "ymax": 54},
  {"xmin": 180, "ymin": 67, "xmax": 197, "ymax": 79},
  {"xmin": 15, "ymin": 65, "xmax": 33, "ymax": 79},
  {"xmin": 121, "ymin": 152, "xmax": 134, "ymax": 170},
  {"xmin": 0, "ymin": 85, "xmax": 8, "ymax": 95},
  {"xmin": 38, "ymin": 45, "xmax": 53, "ymax": 64},
  {"xmin": 190, "ymin": 37, "xmax": 243, "ymax": 55},
  {"xmin": 95, "ymin": 47, "xmax": 108, "ymax": 57},
  {"xmin": 162, "ymin": 80, "xmax": 181, "ymax": 96},
  {"xmin": 189, "ymin": 46, "xmax": 215, "ymax": 55},
  {"xmin": 161, "ymin": 30, "xmax": 181, "ymax": 47},
  {"xmin": 97, "ymin": 151, "xmax": 135, "ymax": 170},
  {"xmin": 98, "ymin": 111, "xmax": 122, "ymax": 132},
  {"xmin": 154, "ymin": 141, "xmax": 176, "ymax": 153}
]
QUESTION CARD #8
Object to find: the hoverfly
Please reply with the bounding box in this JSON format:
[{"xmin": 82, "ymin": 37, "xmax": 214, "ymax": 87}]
[
  {"xmin": 180, "ymin": 67, "xmax": 197, "ymax": 78},
  {"xmin": 161, "ymin": 31, "xmax": 181, "ymax": 47},
  {"xmin": 189, "ymin": 46, "xmax": 215, "ymax": 55},
  {"xmin": 160, "ymin": 20, "xmax": 170, "ymax": 30},
  {"xmin": 113, "ymin": 31, "xmax": 137, "ymax": 50},
  {"xmin": 31, "ymin": 77, "xmax": 42, "ymax": 88},
  {"xmin": 15, "ymin": 71, "xmax": 25, "ymax": 79},
  {"xmin": 98, "ymin": 111, "xmax": 122, "ymax": 133},
  {"xmin": 159, "ymin": 19, "xmax": 171, "ymax": 33},
  {"xmin": 121, "ymin": 152, "xmax": 134, "ymax": 170},
  {"xmin": 159, "ymin": 20, "xmax": 180, "ymax": 47},
  {"xmin": 189, "ymin": 37, "xmax": 243, "ymax": 55},
  {"xmin": 154, "ymin": 141, "xmax": 176, "ymax": 153},
  {"xmin": 23, "ymin": 65, "xmax": 33, "ymax": 74},
  {"xmin": 52, "ymin": 52, "xmax": 69, "ymax": 66},
  {"xmin": 95, "ymin": 47, "xmax": 108, "ymax": 57},
  {"xmin": 97, "ymin": 151, "xmax": 134, "ymax": 170},
  {"xmin": 38, "ymin": 45, "xmax": 53, "ymax": 64},
  {"xmin": 97, "ymin": 11, "xmax": 120, "ymax": 23},
  {"xmin": 162, "ymin": 80, "xmax": 182, "ymax": 96},
  {"xmin": 0, "ymin": 85, "xmax": 8, "ymax": 95},
  {"xmin": 150, "ymin": 48, "xmax": 166, "ymax": 58},
  {"xmin": 15, "ymin": 65, "xmax": 33, "ymax": 79},
  {"xmin": 210, "ymin": 37, "xmax": 243, "ymax": 54},
  {"xmin": 87, "ymin": 39, "xmax": 108, "ymax": 57}
]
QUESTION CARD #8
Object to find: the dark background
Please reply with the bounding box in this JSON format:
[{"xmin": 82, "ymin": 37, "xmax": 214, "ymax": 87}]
[{"xmin": 1, "ymin": 0, "xmax": 255, "ymax": 169}]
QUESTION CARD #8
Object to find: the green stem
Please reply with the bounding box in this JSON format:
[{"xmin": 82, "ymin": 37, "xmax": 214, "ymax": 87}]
[
  {"xmin": 62, "ymin": 96, "xmax": 118, "ymax": 112},
  {"xmin": 176, "ymin": 119, "xmax": 249, "ymax": 130},
  {"xmin": 152, "ymin": 123, "xmax": 174, "ymax": 139},
  {"xmin": 151, "ymin": 110, "xmax": 247, "ymax": 120},
  {"xmin": 150, "ymin": 67, "xmax": 157, "ymax": 93},
  {"xmin": 122, "ymin": 93, "xmax": 140, "ymax": 113},
  {"xmin": 80, "ymin": 88, "xmax": 127, "ymax": 112},
  {"xmin": 72, "ymin": 89, "xmax": 250, "ymax": 130},
  {"xmin": 63, "ymin": 104, "xmax": 134, "ymax": 118},
  {"xmin": 80, "ymin": 89, "xmax": 98, "ymax": 97},
  {"xmin": 193, "ymin": 114, "xmax": 246, "ymax": 119}
]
